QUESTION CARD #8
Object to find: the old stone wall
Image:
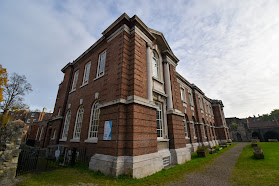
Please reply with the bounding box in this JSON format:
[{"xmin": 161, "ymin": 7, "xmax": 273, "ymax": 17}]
[
  {"xmin": 0, "ymin": 120, "xmax": 24, "ymax": 185},
  {"xmin": 226, "ymin": 117, "xmax": 251, "ymax": 142}
]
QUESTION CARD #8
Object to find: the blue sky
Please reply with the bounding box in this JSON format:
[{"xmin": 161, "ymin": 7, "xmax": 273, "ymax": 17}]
[{"xmin": 1, "ymin": 0, "xmax": 279, "ymax": 118}]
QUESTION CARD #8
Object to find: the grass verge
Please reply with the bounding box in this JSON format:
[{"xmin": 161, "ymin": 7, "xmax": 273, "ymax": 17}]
[
  {"xmin": 230, "ymin": 142, "xmax": 279, "ymax": 185},
  {"xmin": 18, "ymin": 143, "xmax": 237, "ymax": 186}
]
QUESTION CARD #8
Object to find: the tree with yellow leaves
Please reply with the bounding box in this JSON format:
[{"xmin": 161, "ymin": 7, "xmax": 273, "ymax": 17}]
[{"xmin": 0, "ymin": 65, "xmax": 8, "ymax": 102}]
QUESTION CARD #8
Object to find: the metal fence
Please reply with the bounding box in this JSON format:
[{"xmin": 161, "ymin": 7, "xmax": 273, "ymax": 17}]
[
  {"xmin": 16, "ymin": 147, "xmax": 89, "ymax": 176},
  {"xmin": 16, "ymin": 149, "xmax": 59, "ymax": 176}
]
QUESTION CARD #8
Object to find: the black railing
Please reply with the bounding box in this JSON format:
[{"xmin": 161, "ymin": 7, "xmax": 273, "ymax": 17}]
[{"xmin": 16, "ymin": 147, "xmax": 89, "ymax": 176}]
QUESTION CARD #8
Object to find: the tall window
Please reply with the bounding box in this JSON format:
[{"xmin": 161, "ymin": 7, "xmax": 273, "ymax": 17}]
[
  {"xmin": 204, "ymin": 125, "xmax": 207, "ymax": 138},
  {"xmin": 88, "ymin": 101, "xmax": 100, "ymax": 139},
  {"xmin": 199, "ymin": 97, "xmax": 204, "ymax": 110},
  {"xmin": 192, "ymin": 117, "xmax": 196, "ymax": 137},
  {"xmin": 180, "ymin": 87, "xmax": 186, "ymax": 102},
  {"xmin": 52, "ymin": 129, "xmax": 56, "ymax": 139},
  {"xmin": 39, "ymin": 127, "xmax": 44, "ymax": 140},
  {"xmin": 188, "ymin": 91, "xmax": 194, "ymax": 106},
  {"xmin": 82, "ymin": 62, "xmax": 91, "ymax": 85},
  {"xmin": 97, "ymin": 51, "xmax": 106, "ymax": 78},
  {"xmin": 73, "ymin": 106, "xmax": 84, "ymax": 139},
  {"xmin": 72, "ymin": 70, "xmax": 79, "ymax": 91},
  {"xmin": 36, "ymin": 127, "xmax": 40, "ymax": 140},
  {"xmin": 62, "ymin": 110, "xmax": 71, "ymax": 139},
  {"xmin": 152, "ymin": 51, "xmax": 159, "ymax": 78},
  {"xmin": 155, "ymin": 102, "xmax": 163, "ymax": 138},
  {"xmin": 183, "ymin": 116, "xmax": 188, "ymax": 138}
]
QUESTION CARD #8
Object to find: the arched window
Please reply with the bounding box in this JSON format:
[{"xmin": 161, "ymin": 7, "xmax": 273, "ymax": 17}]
[
  {"xmin": 73, "ymin": 106, "xmax": 84, "ymax": 139},
  {"xmin": 152, "ymin": 51, "xmax": 159, "ymax": 78},
  {"xmin": 62, "ymin": 110, "xmax": 71, "ymax": 139},
  {"xmin": 88, "ymin": 101, "xmax": 100, "ymax": 139}
]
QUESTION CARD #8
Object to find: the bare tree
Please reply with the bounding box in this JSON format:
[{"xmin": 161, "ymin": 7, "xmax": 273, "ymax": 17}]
[{"xmin": 1, "ymin": 73, "xmax": 32, "ymax": 113}]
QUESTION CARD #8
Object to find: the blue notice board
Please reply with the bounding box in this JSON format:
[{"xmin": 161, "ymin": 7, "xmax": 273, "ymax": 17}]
[{"xmin": 103, "ymin": 121, "xmax": 112, "ymax": 140}]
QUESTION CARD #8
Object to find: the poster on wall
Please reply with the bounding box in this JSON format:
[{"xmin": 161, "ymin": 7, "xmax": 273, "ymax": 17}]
[{"xmin": 103, "ymin": 120, "xmax": 112, "ymax": 140}]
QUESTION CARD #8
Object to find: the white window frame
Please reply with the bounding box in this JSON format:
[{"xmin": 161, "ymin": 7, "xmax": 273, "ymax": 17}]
[
  {"xmin": 39, "ymin": 127, "xmax": 44, "ymax": 141},
  {"xmin": 203, "ymin": 125, "xmax": 207, "ymax": 138},
  {"xmin": 180, "ymin": 87, "xmax": 186, "ymax": 103},
  {"xmin": 71, "ymin": 70, "xmax": 79, "ymax": 91},
  {"xmin": 33, "ymin": 119, "xmax": 37, "ymax": 122},
  {"xmin": 188, "ymin": 91, "xmax": 194, "ymax": 106},
  {"xmin": 152, "ymin": 51, "xmax": 159, "ymax": 78},
  {"xmin": 52, "ymin": 129, "xmax": 56, "ymax": 139},
  {"xmin": 192, "ymin": 119, "xmax": 196, "ymax": 138},
  {"xmin": 199, "ymin": 97, "xmax": 204, "ymax": 110},
  {"xmin": 73, "ymin": 106, "xmax": 84, "ymax": 139},
  {"xmin": 155, "ymin": 101, "xmax": 163, "ymax": 139},
  {"xmin": 62, "ymin": 110, "xmax": 71, "ymax": 139},
  {"xmin": 88, "ymin": 101, "xmax": 100, "ymax": 139},
  {"xmin": 27, "ymin": 119, "xmax": 31, "ymax": 123},
  {"xmin": 96, "ymin": 51, "xmax": 106, "ymax": 78},
  {"xmin": 35, "ymin": 127, "xmax": 40, "ymax": 140},
  {"xmin": 31, "ymin": 113, "xmax": 35, "ymax": 117},
  {"xmin": 183, "ymin": 116, "xmax": 188, "ymax": 138},
  {"xmin": 82, "ymin": 62, "xmax": 91, "ymax": 85}
]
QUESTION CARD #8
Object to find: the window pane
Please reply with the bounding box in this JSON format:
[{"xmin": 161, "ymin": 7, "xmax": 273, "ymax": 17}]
[
  {"xmin": 155, "ymin": 102, "xmax": 163, "ymax": 138},
  {"xmin": 72, "ymin": 70, "xmax": 79, "ymax": 90},
  {"xmin": 97, "ymin": 51, "xmax": 106, "ymax": 77},
  {"xmin": 62, "ymin": 110, "xmax": 71, "ymax": 139},
  {"xmin": 89, "ymin": 102, "xmax": 100, "ymax": 138},
  {"xmin": 74, "ymin": 107, "xmax": 84, "ymax": 139},
  {"xmin": 152, "ymin": 51, "xmax": 159, "ymax": 78}
]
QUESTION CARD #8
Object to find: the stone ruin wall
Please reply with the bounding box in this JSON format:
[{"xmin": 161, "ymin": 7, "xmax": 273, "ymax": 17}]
[{"xmin": 0, "ymin": 120, "xmax": 24, "ymax": 185}]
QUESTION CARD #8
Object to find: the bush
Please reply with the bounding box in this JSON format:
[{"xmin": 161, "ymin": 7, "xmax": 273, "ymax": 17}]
[{"xmin": 197, "ymin": 146, "xmax": 209, "ymax": 151}]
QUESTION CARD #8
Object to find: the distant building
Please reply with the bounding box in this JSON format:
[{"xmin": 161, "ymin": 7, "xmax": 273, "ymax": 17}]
[
  {"xmin": 226, "ymin": 114, "xmax": 279, "ymax": 142},
  {"xmin": 8, "ymin": 108, "xmax": 52, "ymax": 145}
]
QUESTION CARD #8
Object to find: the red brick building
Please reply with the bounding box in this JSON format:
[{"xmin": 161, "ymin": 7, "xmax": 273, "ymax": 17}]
[{"xmin": 37, "ymin": 13, "xmax": 230, "ymax": 178}]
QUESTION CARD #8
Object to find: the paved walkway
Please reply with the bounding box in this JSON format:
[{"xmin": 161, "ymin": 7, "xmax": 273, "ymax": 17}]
[{"xmin": 166, "ymin": 143, "xmax": 248, "ymax": 186}]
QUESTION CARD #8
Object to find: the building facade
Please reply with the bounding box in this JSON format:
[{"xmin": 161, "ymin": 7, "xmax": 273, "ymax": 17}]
[
  {"xmin": 36, "ymin": 13, "xmax": 230, "ymax": 178},
  {"xmin": 8, "ymin": 108, "xmax": 52, "ymax": 144}
]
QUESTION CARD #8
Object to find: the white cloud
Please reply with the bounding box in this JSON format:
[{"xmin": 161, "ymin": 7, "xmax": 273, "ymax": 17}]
[{"xmin": 1, "ymin": 0, "xmax": 279, "ymax": 118}]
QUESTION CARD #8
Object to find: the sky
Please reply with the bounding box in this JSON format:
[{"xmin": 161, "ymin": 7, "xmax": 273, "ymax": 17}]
[{"xmin": 1, "ymin": 0, "xmax": 279, "ymax": 118}]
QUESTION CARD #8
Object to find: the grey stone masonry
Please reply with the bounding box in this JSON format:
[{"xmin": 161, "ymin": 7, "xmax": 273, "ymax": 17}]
[{"xmin": 0, "ymin": 120, "xmax": 24, "ymax": 185}]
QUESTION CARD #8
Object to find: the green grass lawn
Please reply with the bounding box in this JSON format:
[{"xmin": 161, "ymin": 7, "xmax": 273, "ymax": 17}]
[
  {"xmin": 17, "ymin": 143, "xmax": 236, "ymax": 186},
  {"xmin": 230, "ymin": 142, "xmax": 279, "ymax": 185}
]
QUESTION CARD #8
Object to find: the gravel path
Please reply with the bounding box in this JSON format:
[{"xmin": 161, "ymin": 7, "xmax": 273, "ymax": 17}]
[{"xmin": 166, "ymin": 143, "xmax": 248, "ymax": 186}]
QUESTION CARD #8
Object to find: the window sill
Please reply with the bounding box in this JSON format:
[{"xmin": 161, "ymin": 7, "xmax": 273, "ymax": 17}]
[
  {"xmin": 69, "ymin": 89, "xmax": 76, "ymax": 94},
  {"xmin": 194, "ymin": 137, "xmax": 197, "ymax": 139},
  {"xmin": 80, "ymin": 83, "xmax": 88, "ymax": 88},
  {"xmin": 59, "ymin": 138, "xmax": 67, "ymax": 142},
  {"xmin": 152, "ymin": 77, "xmax": 164, "ymax": 84},
  {"xmin": 85, "ymin": 138, "xmax": 98, "ymax": 143},
  {"xmin": 70, "ymin": 138, "xmax": 80, "ymax": 143},
  {"xmin": 185, "ymin": 137, "xmax": 190, "ymax": 140},
  {"xmin": 157, "ymin": 138, "xmax": 169, "ymax": 142},
  {"xmin": 94, "ymin": 74, "xmax": 104, "ymax": 81}
]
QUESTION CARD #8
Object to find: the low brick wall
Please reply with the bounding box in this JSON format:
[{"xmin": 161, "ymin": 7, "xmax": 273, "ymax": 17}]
[{"xmin": 0, "ymin": 120, "xmax": 24, "ymax": 185}]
